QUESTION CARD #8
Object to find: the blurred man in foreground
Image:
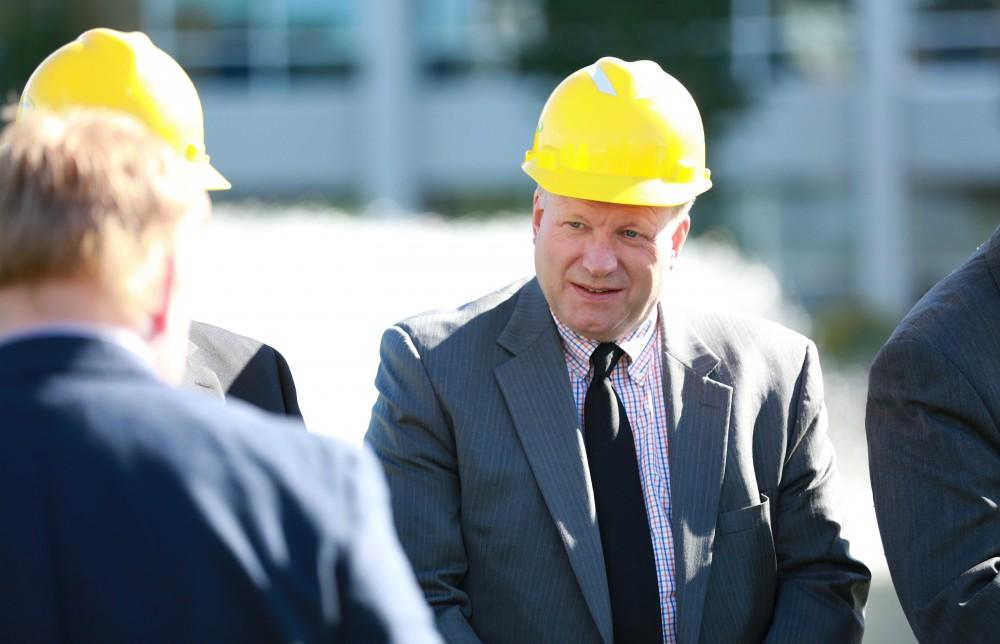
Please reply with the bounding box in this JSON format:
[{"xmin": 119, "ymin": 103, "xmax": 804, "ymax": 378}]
[
  {"xmin": 367, "ymin": 57, "xmax": 869, "ymax": 642},
  {"xmin": 867, "ymin": 224, "xmax": 1000, "ymax": 643},
  {"xmin": 0, "ymin": 108, "xmax": 439, "ymax": 642},
  {"xmin": 20, "ymin": 28, "xmax": 302, "ymax": 417}
]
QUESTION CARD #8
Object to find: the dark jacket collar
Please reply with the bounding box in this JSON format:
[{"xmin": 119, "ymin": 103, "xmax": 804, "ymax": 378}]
[{"xmin": 0, "ymin": 333, "xmax": 158, "ymax": 384}]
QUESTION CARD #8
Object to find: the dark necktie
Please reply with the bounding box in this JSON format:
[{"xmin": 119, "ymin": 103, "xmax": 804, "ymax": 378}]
[{"xmin": 584, "ymin": 342, "xmax": 663, "ymax": 643}]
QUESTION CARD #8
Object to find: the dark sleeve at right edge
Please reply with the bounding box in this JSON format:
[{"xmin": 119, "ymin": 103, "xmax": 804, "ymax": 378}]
[{"xmin": 866, "ymin": 336, "xmax": 1000, "ymax": 643}]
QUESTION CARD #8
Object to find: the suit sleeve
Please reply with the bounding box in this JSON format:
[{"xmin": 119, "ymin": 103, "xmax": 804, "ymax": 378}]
[
  {"xmin": 764, "ymin": 342, "xmax": 871, "ymax": 643},
  {"xmin": 340, "ymin": 445, "xmax": 443, "ymax": 643},
  {"xmin": 867, "ymin": 336, "xmax": 1000, "ymax": 643},
  {"xmin": 365, "ymin": 326, "xmax": 484, "ymax": 644}
]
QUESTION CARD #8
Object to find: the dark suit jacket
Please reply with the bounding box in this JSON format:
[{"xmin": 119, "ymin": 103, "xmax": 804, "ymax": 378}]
[
  {"xmin": 366, "ymin": 278, "xmax": 870, "ymax": 644},
  {"xmin": 185, "ymin": 320, "xmax": 301, "ymax": 418},
  {"xmin": 867, "ymin": 225, "xmax": 1000, "ymax": 643},
  {"xmin": 0, "ymin": 334, "xmax": 440, "ymax": 643}
]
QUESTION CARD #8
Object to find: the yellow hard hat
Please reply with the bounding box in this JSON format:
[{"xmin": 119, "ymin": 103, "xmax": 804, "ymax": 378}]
[
  {"xmin": 18, "ymin": 28, "xmax": 230, "ymax": 191},
  {"xmin": 522, "ymin": 56, "xmax": 711, "ymax": 207}
]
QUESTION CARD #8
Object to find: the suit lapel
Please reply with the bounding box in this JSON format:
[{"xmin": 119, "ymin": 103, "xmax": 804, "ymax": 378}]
[
  {"xmin": 182, "ymin": 340, "xmax": 224, "ymax": 399},
  {"xmin": 661, "ymin": 311, "xmax": 733, "ymax": 644},
  {"xmin": 494, "ymin": 279, "xmax": 613, "ymax": 644}
]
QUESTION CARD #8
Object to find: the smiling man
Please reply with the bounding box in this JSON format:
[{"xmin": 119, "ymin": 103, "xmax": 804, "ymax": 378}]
[
  {"xmin": 532, "ymin": 188, "xmax": 690, "ymax": 343},
  {"xmin": 366, "ymin": 57, "xmax": 869, "ymax": 643}
]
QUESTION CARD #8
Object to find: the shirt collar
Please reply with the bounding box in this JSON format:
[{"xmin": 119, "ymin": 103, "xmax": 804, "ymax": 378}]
[{"xmin": 551, "ymin": 305, "xmax": 660, "ymax": 383}]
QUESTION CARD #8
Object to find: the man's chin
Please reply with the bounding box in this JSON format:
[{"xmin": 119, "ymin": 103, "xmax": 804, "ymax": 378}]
[{"xmin": 564, "ymin": 317, "xmax": 624, "ymax": 343}]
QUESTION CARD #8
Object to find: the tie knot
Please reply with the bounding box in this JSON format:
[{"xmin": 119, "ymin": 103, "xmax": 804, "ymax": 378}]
[{"xmin": 590, "ymin": 342, "xmax": 625, "ymax": 379}]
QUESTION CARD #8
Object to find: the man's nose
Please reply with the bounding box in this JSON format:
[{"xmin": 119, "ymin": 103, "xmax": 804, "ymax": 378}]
[{"xmin": 581, "ymin": 236, "xmax": 618, "ymax": 277}]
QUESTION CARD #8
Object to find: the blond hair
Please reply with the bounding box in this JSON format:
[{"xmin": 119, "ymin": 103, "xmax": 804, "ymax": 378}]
[{"xmin": 0, "ymin": 108, "xmax": 205, "ymax": 302}]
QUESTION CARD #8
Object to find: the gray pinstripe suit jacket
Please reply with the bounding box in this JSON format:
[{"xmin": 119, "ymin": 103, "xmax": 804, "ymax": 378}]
[
  {"xmin": 867, "ymin": 225, "xmax": 1000, "ymax": 643},
  {"xmin": 367, "ymin": 278, "xmax": 869, "ymax": 643}
]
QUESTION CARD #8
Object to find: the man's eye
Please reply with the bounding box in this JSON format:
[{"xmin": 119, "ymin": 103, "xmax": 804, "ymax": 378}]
[
  {"xmin": 567, "ymin": 221, "xmax": 583, "ymax": 229},
  {"xmin": 623, "ymin": 229, "xmax": 640, "ymax": 239}
]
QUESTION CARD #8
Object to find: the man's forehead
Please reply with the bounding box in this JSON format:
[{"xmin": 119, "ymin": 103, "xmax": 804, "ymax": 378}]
[{"xmin": 545, "ymin": 191, "xmax": 676, "ymax": 220}]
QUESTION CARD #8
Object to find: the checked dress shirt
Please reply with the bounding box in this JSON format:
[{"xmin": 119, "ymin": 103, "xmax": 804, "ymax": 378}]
[{"xmin": 553, "ymin": 305, "xmax": 677, "ymax": 643}]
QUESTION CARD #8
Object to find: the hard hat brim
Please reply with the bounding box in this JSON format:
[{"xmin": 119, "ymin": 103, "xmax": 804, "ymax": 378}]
[
  {"xmin": 198, "ymin": 162, "xmax": 231, "ymax": 191},
  {"xmin": 523, "ymin": 161, "xmax": 711, "ymax": 208}
]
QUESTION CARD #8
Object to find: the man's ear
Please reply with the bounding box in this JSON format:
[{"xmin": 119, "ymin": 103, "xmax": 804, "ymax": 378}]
[
  {"xmin": 531, "ymin": 188, "xmax": 545, "ymax": 240},
  {"xmin": 148, "ymin": 252, "xmax": 177, "ymax": 340},
  {"xmin": 147, "ymin": 197, "xmax": 208, "ymax": 341},
  {"xmin": 670, "ymin": 214, "xmax": 691, "ymax": 260}
]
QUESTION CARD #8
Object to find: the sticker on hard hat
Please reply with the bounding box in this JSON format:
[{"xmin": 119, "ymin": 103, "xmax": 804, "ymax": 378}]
[{"xmin": 585, "ymin": 64, "xmax": 617, "ymax": 97}]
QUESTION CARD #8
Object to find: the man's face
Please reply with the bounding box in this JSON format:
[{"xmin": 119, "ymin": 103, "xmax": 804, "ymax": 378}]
[{"xmin": 532, "ymin": 189, "xmax": 690, "ymax": 342}]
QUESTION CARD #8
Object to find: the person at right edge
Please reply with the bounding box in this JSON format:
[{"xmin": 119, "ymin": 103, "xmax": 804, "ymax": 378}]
[
  {"xmin": 366, "ymin": 56, "xmax": 870, "ymax": 643},
  {"xmin": 867, "ymin": 224, "xmax": 1000, "ymax": 643}
]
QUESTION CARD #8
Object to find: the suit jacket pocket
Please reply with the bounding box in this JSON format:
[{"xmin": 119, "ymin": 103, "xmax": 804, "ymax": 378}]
[
  {"xmin": 716, "ymin": 494, "xmax": 771, "ymax": 536},
  {"xmin": 700, "ymin": 495, "xmax": 776, "ymax": 642}
]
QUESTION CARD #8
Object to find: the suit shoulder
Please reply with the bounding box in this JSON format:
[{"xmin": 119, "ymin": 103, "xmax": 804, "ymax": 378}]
[
  {"xmin": 128, "ymin": 386, "xmax": 359, "ymax": 499},
  {"xmin": 892, "ymin": 248, "xmax": 994, "ymax": 337},
  {"xmin": 187, "ymin": 322, "xmax": 298, "ymax": 415},
  {"xmin": 390, "ymin": 278, "xmax": 528, "ymax": 352},
  {"xmin": 680, "ymin": 310, "xmax": 818, "ymax": 398},
  {"xmin": 687, "ymin": 310, "xmax": 812, "ymax": 357},
  {"xmin": 879, "ymin": 246, "xmax": 998, "ymax": 368},
  {"xmin": 69, "ymin": 384, "xmax": 380, "ymax": 568}
]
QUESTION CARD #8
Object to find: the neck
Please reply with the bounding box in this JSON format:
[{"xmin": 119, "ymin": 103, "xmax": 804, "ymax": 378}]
[
  {"xmin": 0, "ymin": 279, "xmax": 137, "ymax": 338},
  {"xmin": 0, "ymin": 278, "xmax": 188, "ymax": 383}
]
